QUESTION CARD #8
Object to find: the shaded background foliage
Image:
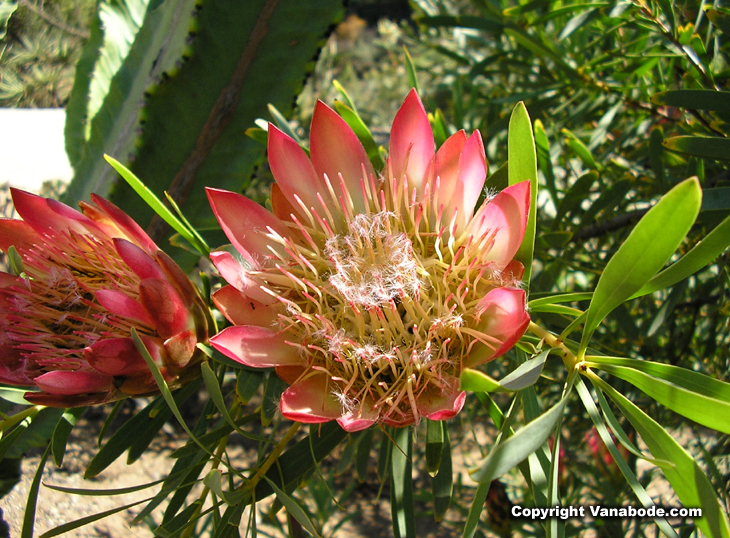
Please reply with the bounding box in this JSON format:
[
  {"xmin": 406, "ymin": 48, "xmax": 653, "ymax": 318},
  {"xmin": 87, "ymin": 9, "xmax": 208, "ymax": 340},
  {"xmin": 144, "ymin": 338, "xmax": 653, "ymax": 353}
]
[{"xmin": 0, "ymin": 0, "xmax": 729, "ymax": 536}]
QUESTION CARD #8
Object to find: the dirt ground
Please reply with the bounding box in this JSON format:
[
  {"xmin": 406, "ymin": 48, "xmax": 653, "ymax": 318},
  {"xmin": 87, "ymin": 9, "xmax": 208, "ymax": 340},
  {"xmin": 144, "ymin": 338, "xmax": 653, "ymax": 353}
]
[{"xmin": 1, "ymin": 403, "xmax": 471, "ymax": 538}]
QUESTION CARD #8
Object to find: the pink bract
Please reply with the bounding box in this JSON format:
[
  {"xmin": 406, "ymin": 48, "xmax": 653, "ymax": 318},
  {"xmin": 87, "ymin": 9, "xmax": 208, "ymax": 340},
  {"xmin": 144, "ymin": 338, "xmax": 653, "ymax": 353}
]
[
  {"xmin": 209, "ymin": 90, "xmax": 531, "ymax": 430},
  {"xmin": 0, "ymin": 189, "xmax": 211, "ymax": 407}
]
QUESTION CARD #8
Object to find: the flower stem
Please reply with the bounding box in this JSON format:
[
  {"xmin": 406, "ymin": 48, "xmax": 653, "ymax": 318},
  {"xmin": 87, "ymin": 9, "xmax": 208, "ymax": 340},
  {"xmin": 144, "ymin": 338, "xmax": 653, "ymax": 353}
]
[
  {"xmin": 527, "ymin": 321, "xmax": 579, "ymax": 370},
  {"xmin": 180, "ymin": 435, "xmax": 230, "ymax": 538},
  {"xmin": 246, "ymin": 421, "xmax": 302, "ymax": 492}
]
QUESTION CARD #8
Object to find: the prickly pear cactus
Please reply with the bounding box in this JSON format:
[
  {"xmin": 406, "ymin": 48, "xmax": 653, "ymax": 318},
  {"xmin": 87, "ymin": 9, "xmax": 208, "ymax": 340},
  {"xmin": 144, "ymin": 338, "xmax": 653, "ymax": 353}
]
[{"xmin": 63, "ymin": 0, "xmax": 344, "ymax": 257}]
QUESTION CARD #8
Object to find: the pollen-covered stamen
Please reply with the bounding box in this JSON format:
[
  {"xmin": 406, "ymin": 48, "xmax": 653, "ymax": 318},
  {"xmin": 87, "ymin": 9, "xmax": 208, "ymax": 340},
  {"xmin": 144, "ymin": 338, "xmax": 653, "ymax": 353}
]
[{"xmin": 253, "ymin": 164, "xmax": 512, "ymax": 425}]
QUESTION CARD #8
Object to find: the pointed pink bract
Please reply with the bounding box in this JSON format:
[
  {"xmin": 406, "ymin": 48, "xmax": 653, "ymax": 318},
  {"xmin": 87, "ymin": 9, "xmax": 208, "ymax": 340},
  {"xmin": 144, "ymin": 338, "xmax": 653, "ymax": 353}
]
[
  {"xmin": 390, "ymin": 89, "xmax": 434, "ymax": 196},
  {"xmin": 209, "ymin": 325, "xmax": 301, "ymax": 368},
  {"xmin": 280, "ymin": 373, "xmax": 344, "ymax": 423}
]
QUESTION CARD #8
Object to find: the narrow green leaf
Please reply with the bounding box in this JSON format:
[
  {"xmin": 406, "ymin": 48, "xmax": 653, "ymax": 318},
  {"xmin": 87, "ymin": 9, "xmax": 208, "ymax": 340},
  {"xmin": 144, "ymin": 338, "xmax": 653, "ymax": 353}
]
[
  {"xmin": 430, "ymin": 423, "xmax": 452, "ymax": 522},
  {"xmin": 261, "ymin": 373, "xmax": 287, "ymax": 426},
  {"xmin": 707, "ymin": 8, "xmax": 730, "ymax": 35},
  {"xmin": 267, "ymin": 103, "xmax": 305, "ymax": 146},
  {"xmin": 469, "ymin": 395, "xmax": 568, "ymax": 483},
  {"xmin": 529, "ymin": 292, "xmax": 593, "ymax": 308},
  {"xmin": 44, "ymin": 478, "xmax": 165, "ymax": 496},
  {"xmin": 576, "ymin": 378, "xmax": 679, "ymax": 538},
  {"xmin": 97, "ymin": 399, "xmax": 124, "ymax": 447},
  {"xmin": 702, "ymin": 188, "xmax": 730, "ymax": 212},
  {"xmin": 332, "ymin": 79, "xmax": 357, "ymax": 111},
  {"xmin": 236, "ymin": 370, "xmax": 264, "ymax": 405},
  {"xmin": 562, "ymin": 128, "xmax": 597, "ymax": 169},
  {"xmin": 0, "ymin": 387, "xmax": 33, "ymax": 406},
  {"xmin": 426, "ymin": 419, "xmax": 444, "ymax": 476},
  {"xmin": 205, "ymin": 469, "xmax": 236, "ymax": 505},
  {"xmin": 650, "ymin": 127, "xmax": 666, "ymax": 189},
  {"xmin": 38, "ymin": 497, "xmax": 153, "ymax": 538},
  {"xmin": 586, "ymin": 357, "xmax": 730, "ymax": 434},
  {"xmin": 651, "ymin": 90, "xmax": 730, "ymax": 115},
  {"xmin": 132, "ymin": 328, "xmax": 220, "ymax": 466},
  {"xmin": 534, "ymin": 119, "xmax": 557, "ymax": 203},
  {"xmin": 430, "ymin": 108, "xmax": 449, "ymax": 148},
  {"xmin": 390, "ymin": 427, "xmax": 415, "ymax": 538},
  {"xmin": 591, "ymin": 375, "xmax": 730, "ymax": 538},
  {"xmin": 484, "ymin": 160, "xmax": 508, "ymax": 192},
  {"xmin": 558, "ymin": 8, "xmax": 597, "ymax": 41},
  {"xmin": 263, "ymin": 477, "xmax": 323, "ymax": 538},
  {"xmin": 333, "ymin": 101, "xmax": 385, "ymax": 170},
  {"xmin": 52, "ymin": 407, "xmax": 86, "ymax": 467},
  {"xmin": 632, "ymin": 213, "xmax": 730, "ymax": 298},
  {"xmin": 104, "ymin": 155, "xmax": 206, "ymax": 254},
  {"xmin": 403, "ymin": 46, "xmax": 419, "ymax": 93},
  {"xmin": 0, "ymin": 418, "xmax": 30, "ymax": 462},
  {"xmin": 663, "ymin": 136, "xmax": 730, "ymax": 160},
  {"xmin": 355, "ymin": 428, "xmax": 373, "ymax": 482},
  {"xmin": 461, "ymin": 350, "xmax": 548, "ymax": 393},
  {"xmin": 0, "ymin": 0, "xmax": 18, "ymax": 39},
  {"xmin": 581, "ymin": 178, "xmax": 702, "ymax": 354},
  {"xmin": 22, "ymin": 446, "xmax": 50, "ymax": 538},
  {"xmin": 508, "ymin": 102, "xmax": 538, "ymax": 285}
]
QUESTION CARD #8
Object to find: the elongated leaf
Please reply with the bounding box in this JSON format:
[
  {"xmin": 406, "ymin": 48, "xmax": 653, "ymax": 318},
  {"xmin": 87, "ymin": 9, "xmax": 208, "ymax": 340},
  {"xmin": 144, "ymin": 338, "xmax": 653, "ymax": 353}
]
[
  {"xmin": 663, "ymin": 136, "xmax": 730, "ymax": 160},
  {"xmin": 390, "ymin": 427, "xmax": 415, "ymax": 538},
  {"xmin": 355, "ymin": 428, "xmax": 373, "ymax": 482},
  {"xmin": 631, "ymin": 214, "xmax": 730, "ymax": 298},
  {"xmin": 38, "ymin": 497, "xmax": 153, "ymax": 538},
  {"xmin": 469, "ymin": 394, "xmax": 568, "ymax": 483},
  {"xmin": 652, "ymin": 90, "xmax": 730, "ymax": 115},
  {"xmin": 426, "ymin": 419, "xmax": 443, "ymax": 476},
  {"xmin": 430, "ymin": 422, "xmax": 452, "ymax": 522},
  {"xmin": 22, "ymin": 446, "xmax": 50, "ymax": 538},
  {"xmin": 264, "ymin": 477, "xmax": 323, "ymax": 538},
  {"xmin": 586, "ymin": 357, "xmax": 730, "ymax": 434},
  {"xmin": 51, "ymin": 407, "xmax": 86, "ymax": 467},
  {"xmin": 236, "ymin": 370, "xmax": 264, "ymax": 405},
  {"xmin": 461, "ymin": 350, "xmax": 548, "ymax": 393},
  {"xmin": 581, "ymin": 178, "xmax": 702, "ymax": 353},
  {"xmin": 0, "ymin": 0, "xmax": 17, "ymax": 39},
  {"xmin": 508, "ymin": 102, "xmax": 538, "ymax": 285},
  {"xmin": 591, "ymin": 375, "xmax": 730, "ymax": 538},
  {"xmin": 562, "ymin": 128, "xmax": 597, "ymax": 169},
  {"xmin": 104, "ymin": 155, "xmax": 208, "ymax": 256},
  {"xmin": 576, "ymin": 379, "xmax": 679, "ymax": 538},
  {"xmin": 334, "ymin": 100, "xmax": 385, "ymax": 170}
]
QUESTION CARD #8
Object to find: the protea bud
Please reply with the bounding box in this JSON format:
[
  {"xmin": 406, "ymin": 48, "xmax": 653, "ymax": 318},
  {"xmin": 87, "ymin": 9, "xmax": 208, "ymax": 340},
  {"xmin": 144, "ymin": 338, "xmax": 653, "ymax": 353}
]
[
  {"xmin": 0, "ymin": 189, "xmax": 211, "ymax": 407},
  {"xmin": 208, "ymin": 90, "xmax": 530, "ymax": 430}
]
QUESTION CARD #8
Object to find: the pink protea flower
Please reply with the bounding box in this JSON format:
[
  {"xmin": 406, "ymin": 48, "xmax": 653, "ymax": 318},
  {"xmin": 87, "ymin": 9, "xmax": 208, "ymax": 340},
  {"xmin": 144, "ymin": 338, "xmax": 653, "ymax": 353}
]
[
  {"xmin": 0, "ymin": 189, "xmax": 211, "ymax": 407},
  {"xmin": 208, "ymin": 90, "xmax": 530, "ymax": 431}
]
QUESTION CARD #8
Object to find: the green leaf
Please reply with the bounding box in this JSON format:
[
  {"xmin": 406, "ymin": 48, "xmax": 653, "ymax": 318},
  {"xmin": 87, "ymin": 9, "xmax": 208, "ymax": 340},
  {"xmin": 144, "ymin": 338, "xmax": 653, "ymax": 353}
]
[
  {"xmin": 469, "ymin": 394, "xmax": 568, "ymax": 484},
  {"xmin": 651, "ymin": 90, "xmax": 730, "ymax": 115},
  {"xmin": 425, "ymin": 419, "xmax": 443, "ymax": 476},
  {"xmin": 264, "ymin": 477, "xmax": 323, "ymax": 538},
  {"xmin": 632, "ymin": 213, "xmax": 730, "ymax": 298},
  {"xmin": 702, "ymin": 188, "xmax": 730, "ymax": 212},
  {"xmin": 22, "ymin": 446, "xmax": 50, "ymax": 538},
  {"xmin": 534, "ymin": 119, "xmax": 556, "ymax": 203},
  {"xmin": 580, "ymin": 177, "xmax": 702, "ymax": 354},
  {"xmin": 333, "ymin": 101, "xmax": 385, "ymax": 170},
  {"xmin": 236, "ymin": 369, "xmax": 264, "ymax": 405},
  {"xmin": 253, "ymin": 422, "xmax": 348, "ymax": 501},
  {"xmin": 575, "ymin": 379, "xmax": 679, "ymax": 538},
  {"xmin": 591, "ymin": 375, "xmax": 730, "ymax": 538},
  {"xmin": 104, "ymin": 155, "xmax": 209, "ymax": 256},
  {"xmin": 430, "ymin": 422, "xmax": 452, "ymax": 522},
  {"xmin": 51, "ymin": 407, "xmax": 86, "ymax": 467},
  {"xmin": 663, "ymin": 136, "xmax": 730, "ymax": 160},
  {"xmin": 355, "ymin": 428, "xmax": 373, "ymax": 482},
  {"xmin": 561, "ymin": 128, "xmax": 597, "ymax": 169},
  {"xmin": 460, "ymin": 350, "xmax": 548, "ymax": 393},
  {"xmin": 39, "ymin": 497, "xmax": 153, "ymax": 538},
  {"xmin": 508, "ymin": 102, "xmax": 538, "ymax": 285},
  {"xmin": 261, "ymin": 373, "xmax": 287, "ymax": 426},
  {"xmin": 403, "ymin": 46, "xmax": 419, "ymax": 93},
  {"xmin": 707, "ymin": 8, "xmax": 730, "ymax": 35},
  {"xmin": 0, "ymin": 0, "xmax": 17, "ymax": 39},
  {"xmin": 586, "ymin": 357, "xmax": 730, "ymax": 434},
  {"xmin": 390, "ymin": 427, "xmax": 415, "ymax": 538}
]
